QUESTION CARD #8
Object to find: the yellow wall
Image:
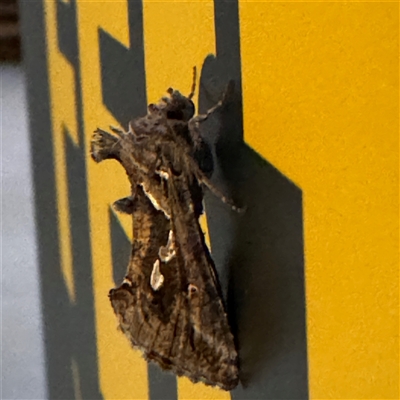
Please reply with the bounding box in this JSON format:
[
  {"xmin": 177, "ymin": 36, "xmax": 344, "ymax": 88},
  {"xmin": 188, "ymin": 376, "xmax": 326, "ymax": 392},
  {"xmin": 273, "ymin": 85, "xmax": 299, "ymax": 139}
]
[
  {"xmin": 239, "ymin": 2, "xmax": 399, "ymax": 398},
  {"xmin": 43, "ymin": 0, "xmax": 398, "ymax": 398}
]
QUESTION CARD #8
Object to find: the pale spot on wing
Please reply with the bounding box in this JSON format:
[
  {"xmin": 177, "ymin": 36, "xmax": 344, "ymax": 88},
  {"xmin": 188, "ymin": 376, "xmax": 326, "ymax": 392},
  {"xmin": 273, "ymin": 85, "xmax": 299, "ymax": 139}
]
[
  {"xmin": 150, "ymin": 259, "xmax": 164, "ymax": 291},
  {"xmin": 157, "ymin": 169, "xmax": 169, "ymax": 180},
  {"xmin": 159, "ymin": 230, "xmax": 176, "ymax": 262},
  {"xmin": 122, "ymin": 277, "xmax": 133, "ymax": 286},
  {"xmin": 140, "ymin": 184, "xmax": 171, "ymax": 219}
]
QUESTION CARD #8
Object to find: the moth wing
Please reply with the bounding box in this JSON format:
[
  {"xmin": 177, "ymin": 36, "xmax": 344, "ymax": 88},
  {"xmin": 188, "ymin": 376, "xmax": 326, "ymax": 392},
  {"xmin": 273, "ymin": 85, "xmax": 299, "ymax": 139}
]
[
  {"xmin": 109, "ymin": 182, "xmax": 239, "ymax": 391},
  {"xmin": 164, "ymin": 171, "xmax": 239, "ymax": 389}
]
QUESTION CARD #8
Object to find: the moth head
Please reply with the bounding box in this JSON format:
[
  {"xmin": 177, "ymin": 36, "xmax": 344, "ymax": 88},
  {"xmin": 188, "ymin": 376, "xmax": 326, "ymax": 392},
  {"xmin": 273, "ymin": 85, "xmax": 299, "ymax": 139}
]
[
  {"xmin": 155, "ymin": 67, "xmax": 197, "ymax": 122},
  {"xmin": 161, "ymin": 89, "xmax": 195, "ymax": 122}
]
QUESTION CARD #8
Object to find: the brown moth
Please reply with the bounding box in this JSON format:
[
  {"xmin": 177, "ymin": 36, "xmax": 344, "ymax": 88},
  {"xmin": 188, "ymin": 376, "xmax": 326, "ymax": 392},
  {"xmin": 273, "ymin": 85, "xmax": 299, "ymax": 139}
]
[{"xmin": 90, "ymin": 68, "xmax": 239, "ymax": 391}]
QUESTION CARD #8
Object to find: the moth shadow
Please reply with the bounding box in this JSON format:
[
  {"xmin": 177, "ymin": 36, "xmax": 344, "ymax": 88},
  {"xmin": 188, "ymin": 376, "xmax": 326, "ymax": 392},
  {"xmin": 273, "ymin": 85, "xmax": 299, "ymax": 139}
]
[{"xmin": 199, "ymin": 57, "xmax": 308, "ymax": 399}]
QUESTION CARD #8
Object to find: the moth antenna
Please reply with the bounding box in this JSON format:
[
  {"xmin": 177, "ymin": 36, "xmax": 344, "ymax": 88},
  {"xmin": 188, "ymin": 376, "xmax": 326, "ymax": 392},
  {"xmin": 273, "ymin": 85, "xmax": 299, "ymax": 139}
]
[{"xmin": 188, "ymin": 66, "xmax": 197, "ymax": 100}]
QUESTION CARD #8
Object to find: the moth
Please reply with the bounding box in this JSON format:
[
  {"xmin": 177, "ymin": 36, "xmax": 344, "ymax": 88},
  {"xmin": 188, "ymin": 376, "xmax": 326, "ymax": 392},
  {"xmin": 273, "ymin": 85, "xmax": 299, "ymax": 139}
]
[{"xmin": 90, "ymin": 68, "xmax": 239, "ymax": 391}]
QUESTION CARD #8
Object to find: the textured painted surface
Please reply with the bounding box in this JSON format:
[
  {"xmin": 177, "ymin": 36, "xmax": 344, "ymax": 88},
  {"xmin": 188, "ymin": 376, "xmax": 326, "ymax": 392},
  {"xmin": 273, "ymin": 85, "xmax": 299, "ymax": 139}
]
[{"xmin": 239, "ymin": 2, "xmax": 399, "ymax": 398}]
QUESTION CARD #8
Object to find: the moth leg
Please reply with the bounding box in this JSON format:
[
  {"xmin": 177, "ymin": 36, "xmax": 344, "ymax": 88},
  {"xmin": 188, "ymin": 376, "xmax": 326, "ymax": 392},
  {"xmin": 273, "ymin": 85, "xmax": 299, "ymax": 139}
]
[
  {"xmin": 203, "ymin": 181, "xmax": 243, "ymax": 213},
  {"xmin": 150, "ymin": 259, "xmax": 164, "ymax": 291},
  {"xmin": 187, "ymin": 97, "xmax": 224, "ymax": 148},
  {"xmin": 91, "ymin": 128, "xmax": 121, "ymax": 162},
  {"xmin": 159, "ymin": 230, "xmax": 176, "ymax": 263},
  {"xmin": 189, "ymin": 80, "xmax": 234, "ymax": 126},
  {"xmin": 189, "ymin": 100, "xmax": 223, "ymax": 129},
  {"xmin": 194, "ymin": 166, "xmax": 244, "ymax": 213},
  {"xmin": 113, "ymin": 196, "xmax": 136, "ymax": 215}
]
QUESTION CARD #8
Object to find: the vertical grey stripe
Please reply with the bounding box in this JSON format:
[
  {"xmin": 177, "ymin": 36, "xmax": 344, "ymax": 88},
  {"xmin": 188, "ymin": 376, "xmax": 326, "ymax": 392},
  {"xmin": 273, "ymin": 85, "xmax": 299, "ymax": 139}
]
[
  {"xmin": 56, "ymin": 0, "xmax": 103, "ymax": 396},
  {"xmin": 65, "ymin": 131, "xmax": 103, "ymax": 399}
]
